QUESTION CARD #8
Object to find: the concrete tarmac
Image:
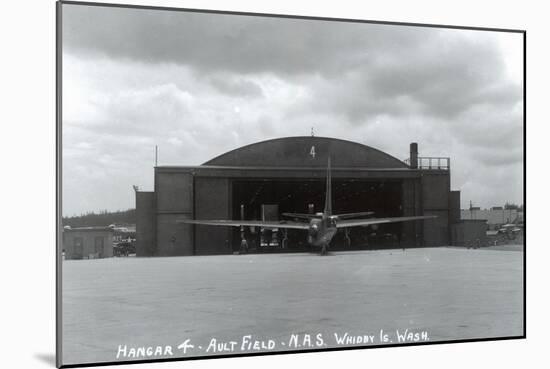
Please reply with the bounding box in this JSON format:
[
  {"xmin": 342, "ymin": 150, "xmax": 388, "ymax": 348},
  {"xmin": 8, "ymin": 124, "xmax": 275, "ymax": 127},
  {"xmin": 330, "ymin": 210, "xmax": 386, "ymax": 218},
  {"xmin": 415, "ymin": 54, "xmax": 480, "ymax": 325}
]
[{"xmin": 62, "ymin": 247, "xmax": 524, "ymax": 365}]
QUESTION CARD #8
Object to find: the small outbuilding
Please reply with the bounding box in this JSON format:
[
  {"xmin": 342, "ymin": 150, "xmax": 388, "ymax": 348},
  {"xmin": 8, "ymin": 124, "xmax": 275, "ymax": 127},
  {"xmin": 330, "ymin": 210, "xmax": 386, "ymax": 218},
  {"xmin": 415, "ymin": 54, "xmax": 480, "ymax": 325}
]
[
  {"xmin": 450, "ymin": 219, "xmax": 488, "ymax": 248},
  {"xmin": 63, "ymin": 226, "xmax": 114, "ymax": 260}
]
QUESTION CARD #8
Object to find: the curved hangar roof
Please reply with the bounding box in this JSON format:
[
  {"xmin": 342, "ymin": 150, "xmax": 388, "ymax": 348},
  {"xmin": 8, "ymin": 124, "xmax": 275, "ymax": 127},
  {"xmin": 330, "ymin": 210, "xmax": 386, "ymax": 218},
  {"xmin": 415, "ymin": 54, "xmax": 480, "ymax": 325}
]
[{"xmin": 203, "ymin": 136, "xmax": 408, "ymax": 169}]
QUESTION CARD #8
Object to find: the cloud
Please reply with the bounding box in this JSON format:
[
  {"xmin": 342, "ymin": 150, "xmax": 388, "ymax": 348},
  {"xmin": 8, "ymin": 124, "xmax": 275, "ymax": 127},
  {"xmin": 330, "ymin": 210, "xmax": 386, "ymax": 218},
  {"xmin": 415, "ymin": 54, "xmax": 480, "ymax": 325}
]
[
  {"xmin": 206, "ymin": 74, "xmax": 264, "ymax": 98},
  {"xmin": 62, "ymin": 4, "xmax": 434, "ymax": 77},
  {"xmin": 167, "ymin": 137, "xmax": 183, "ymax": 147},
  {"xmin": 61, "ymin": 3, "xmax": 523, "ymax": 215},
  {"xmin": 287, "ymin": 31, "xmax": 522, "ymax": 123}
]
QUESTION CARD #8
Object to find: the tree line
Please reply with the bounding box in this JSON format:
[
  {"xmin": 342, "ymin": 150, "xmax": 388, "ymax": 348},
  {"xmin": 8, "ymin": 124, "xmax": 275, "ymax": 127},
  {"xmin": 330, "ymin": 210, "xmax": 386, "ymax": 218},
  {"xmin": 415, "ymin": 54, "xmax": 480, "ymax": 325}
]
[{"xmin": 63, "ymin": 209, "xmax": 136, "ymax": 228}]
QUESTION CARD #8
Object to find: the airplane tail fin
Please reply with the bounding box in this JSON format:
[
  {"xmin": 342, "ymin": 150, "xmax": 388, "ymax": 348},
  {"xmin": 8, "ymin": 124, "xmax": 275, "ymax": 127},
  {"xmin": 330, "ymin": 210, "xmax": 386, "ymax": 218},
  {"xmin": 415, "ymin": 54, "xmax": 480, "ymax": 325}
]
[{"xmin": 324, "ymin": 156, "xmax": 332, "ymax": 216}]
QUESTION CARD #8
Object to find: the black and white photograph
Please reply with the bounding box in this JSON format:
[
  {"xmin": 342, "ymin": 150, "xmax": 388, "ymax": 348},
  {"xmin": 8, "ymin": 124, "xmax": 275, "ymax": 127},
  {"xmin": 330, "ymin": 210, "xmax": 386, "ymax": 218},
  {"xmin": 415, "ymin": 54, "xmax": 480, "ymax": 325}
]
[{"xmin": 57, "ymin": 1, "xmax": 524, "ymax": 367}]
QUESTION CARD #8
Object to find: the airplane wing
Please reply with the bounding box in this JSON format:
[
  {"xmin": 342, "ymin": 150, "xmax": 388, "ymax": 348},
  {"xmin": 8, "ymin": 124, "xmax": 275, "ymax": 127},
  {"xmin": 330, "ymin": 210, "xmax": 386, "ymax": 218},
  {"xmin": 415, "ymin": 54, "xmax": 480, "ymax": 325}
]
[
  {"xmin": 336, "ymin": 215, "xmax": 437, "ymax": 228},
  {"xmin": 177, "ymin": 219, "xmax": 310, "ymax": 230},
  {"xmin": 335, "ymin": 211, "xmax": 375, "ymax": 219},
  {"xmin": 281, "ymin": 212, "xmax": 319, "ymax": 220},
  {"xmin": 283, "ymin": 211, "xmax": 376, "ymax": 220}
]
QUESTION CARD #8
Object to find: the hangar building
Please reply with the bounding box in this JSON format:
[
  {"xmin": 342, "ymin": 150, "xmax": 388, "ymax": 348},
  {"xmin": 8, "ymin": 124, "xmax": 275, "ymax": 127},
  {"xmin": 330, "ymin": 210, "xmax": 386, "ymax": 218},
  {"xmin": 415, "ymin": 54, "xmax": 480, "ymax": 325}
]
[{"xmin": 136, "ymin": 136, "xmax": 461, "ymax": 256}]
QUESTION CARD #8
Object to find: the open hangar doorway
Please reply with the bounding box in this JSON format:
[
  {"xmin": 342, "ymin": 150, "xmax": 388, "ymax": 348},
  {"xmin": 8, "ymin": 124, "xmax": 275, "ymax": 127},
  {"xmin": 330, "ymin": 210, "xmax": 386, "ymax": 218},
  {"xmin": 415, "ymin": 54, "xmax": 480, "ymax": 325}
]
[{"xmin": 231, "ymin": 178, "xmax": 404, "ymax": 253}]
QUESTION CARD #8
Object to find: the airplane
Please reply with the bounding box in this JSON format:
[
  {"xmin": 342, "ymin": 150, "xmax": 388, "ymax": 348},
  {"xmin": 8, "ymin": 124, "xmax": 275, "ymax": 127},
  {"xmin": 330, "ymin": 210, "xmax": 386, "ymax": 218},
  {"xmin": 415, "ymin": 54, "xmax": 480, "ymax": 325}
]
[{"xmin": 178, "ymin": 157, "xmax": 436, "ymax": 255}]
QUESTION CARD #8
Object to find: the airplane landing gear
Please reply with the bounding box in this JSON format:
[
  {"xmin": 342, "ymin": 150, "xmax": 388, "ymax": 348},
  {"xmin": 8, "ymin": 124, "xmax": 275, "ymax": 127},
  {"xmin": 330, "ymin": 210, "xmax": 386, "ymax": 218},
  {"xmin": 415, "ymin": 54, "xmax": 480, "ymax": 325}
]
[
  {"xmin": 344, "ymin": 228, "xmax": 351, "ymax": 247},
  {"xmin": 321, "ymin": 243, "xmax": 328, "ymax": 256},
  {"xmin": 239, "ymin": 239, "xmax": 249, "ymax": 254},
  {"xmin": 282, "ymin": 229, "xmax": 288, "ymax": 249}
]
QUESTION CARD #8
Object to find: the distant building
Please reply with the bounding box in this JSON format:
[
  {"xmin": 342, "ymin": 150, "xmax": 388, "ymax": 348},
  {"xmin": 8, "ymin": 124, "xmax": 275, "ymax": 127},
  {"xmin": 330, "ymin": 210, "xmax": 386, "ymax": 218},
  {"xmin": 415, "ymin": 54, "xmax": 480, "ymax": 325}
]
[
  {"xmin": 109, "ymin": 224, "xmax": 136, "ymax": 243},
  {"xmin": 460, "ymin": 209, "xmax": 524, "ymax": 230},
  {"xmin": 63, "ymin": 227, "xmax": 114, "ymax": 260}
]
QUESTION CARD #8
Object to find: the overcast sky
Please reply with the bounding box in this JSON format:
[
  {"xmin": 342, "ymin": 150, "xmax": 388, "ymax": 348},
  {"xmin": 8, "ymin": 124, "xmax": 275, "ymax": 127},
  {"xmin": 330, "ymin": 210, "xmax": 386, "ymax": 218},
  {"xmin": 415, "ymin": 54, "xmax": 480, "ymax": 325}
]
[{"xmin": 62, "ymin": 4, "xmax": 523, "ymax": 217}]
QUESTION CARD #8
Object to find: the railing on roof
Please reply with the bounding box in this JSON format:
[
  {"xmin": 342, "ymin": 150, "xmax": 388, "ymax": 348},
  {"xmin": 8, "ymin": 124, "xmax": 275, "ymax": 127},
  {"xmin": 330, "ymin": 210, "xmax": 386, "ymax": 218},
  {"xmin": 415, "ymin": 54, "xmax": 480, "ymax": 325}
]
[{"xmin": 404, "ymin": 157, "xmax": 450, "ymax": 170}]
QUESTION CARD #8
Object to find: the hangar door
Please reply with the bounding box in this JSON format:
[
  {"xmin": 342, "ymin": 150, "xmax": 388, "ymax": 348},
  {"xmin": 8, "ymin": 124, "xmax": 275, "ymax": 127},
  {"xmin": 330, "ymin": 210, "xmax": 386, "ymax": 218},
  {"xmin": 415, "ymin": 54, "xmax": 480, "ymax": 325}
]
[{"xmin": 231, "ymin": 178, "xmax": 404, "ymax": 252}]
